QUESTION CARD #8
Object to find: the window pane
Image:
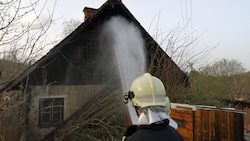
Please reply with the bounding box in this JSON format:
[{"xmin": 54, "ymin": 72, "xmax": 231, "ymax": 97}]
[
  {"xmin": 40, "ymin": 99, "xmax": 52, "ymax": 126},
  {"xmin": 41, "ymin": 113, "xmax": 51, "ymax": 124},
  {"xmin": 52, "ymin": 98, "xmax": 63, "ymax": 124},
  {"xmin": 42, "ymin": 100, "xmax": 52, "ymax": 107},
  {"xmin": 53, "ymin": 112, "xmax": 62, "ymax": 124},
  {"xmin": 42, "ymin": 106, "xmax": 51, "ymax": 113},
  {"xmin": 53, "ymin": 106, "xmax": 61, "ymax": 112}
]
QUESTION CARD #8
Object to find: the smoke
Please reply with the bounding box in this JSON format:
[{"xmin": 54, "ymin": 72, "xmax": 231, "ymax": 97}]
[{"xmin": 101, "ymin": 16, "xmax": 146, "ymax": 124}]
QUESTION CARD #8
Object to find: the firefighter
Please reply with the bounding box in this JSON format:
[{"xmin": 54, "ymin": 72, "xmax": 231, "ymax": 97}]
[{"xmin": 122, "ymin": 73, "xmax": 184, "ymax": 141}]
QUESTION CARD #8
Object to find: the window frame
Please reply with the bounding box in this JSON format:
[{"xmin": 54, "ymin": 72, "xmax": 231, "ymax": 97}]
[{"xmin": 39, "ymin": 98, "xmax": 64, "ymax": 127}]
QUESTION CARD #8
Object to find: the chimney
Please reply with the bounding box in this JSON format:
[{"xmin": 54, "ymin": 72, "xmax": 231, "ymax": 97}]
[{"xmin": 83, "ymin": 7, "xmax": 97, "ymax": 21}]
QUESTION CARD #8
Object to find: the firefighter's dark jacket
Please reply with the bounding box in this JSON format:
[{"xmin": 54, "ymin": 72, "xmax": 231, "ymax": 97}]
[{"xmin": 122, "ymin": 119, "xmax": 184, "ymax": 141}]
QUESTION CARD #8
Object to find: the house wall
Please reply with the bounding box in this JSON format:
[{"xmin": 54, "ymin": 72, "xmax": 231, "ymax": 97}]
[{"xmin": 28, "ymin": 85, "xmax": 106, "ymax": 141}]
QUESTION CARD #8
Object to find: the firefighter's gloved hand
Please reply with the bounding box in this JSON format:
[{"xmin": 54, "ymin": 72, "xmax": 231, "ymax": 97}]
[{"xmin": 122, "ymin": 125, "xmax": 138, "ymax": 141}]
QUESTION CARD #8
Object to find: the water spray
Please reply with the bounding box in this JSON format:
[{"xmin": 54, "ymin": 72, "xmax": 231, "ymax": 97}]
[{"xmin": 102, "ymin": 16, "xmax": 146, "ymax": 124}]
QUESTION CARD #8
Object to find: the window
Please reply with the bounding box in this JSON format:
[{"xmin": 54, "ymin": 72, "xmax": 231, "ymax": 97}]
[
  {"xmin": 172, "ymin": 118, "xmax": 186, "ymax": 128},
  {"xmin": 39, "ymin": 98, "xmax": 64, "ymax": 127}
]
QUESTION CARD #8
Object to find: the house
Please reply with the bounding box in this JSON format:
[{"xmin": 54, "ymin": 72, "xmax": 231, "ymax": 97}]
[{"xmin": 0, "ymin": 0, "xmax": 188, "ymax": 140}]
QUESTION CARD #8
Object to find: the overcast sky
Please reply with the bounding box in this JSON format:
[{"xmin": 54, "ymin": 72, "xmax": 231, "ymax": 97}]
[{"xmin": 42, "ymin": 0, "xmax": 250, "ymax": 71}]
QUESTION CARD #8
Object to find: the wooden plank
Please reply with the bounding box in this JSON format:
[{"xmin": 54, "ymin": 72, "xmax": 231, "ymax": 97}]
[
  {"xmin": 233, "ymin": 113, "xmax": 244, "ymax": 141},
  {"xmin": 218, "ymin": 111, "xmax": 226, "ymax": 141},
  {"xmin": 194, "ymin": 109, "xmax": 218, "ymax": 141},
  {"xmin": 228, "ymin": 112, "xmax": 233, "ymax": 140},
  {"xmin": 185, "ymin": 121, "xmax": 193, "ymax": 131},
  {"xmin": 206, "ymin": 110, "xmax": 216, "ymax": 141},
  {"xmin": 194, "ymin": 109, "xmax": 202, "ymax": 141},
  {"xmin": 215, "ymin": 111, "xmax": 219, "ymax": 140},
  {"xmin": 203, "ymin": 109, "xmax": 209, "ymax": 141},
  {"xmin": 215, "ymin": 110, "xmax": 244, "ymax": 141},
  {"xmin": 171, "ymin": 109, "xmax": 193, "ymax": 122},
  {"xmin": 170, "ymin": 109, "xmax": 193, "ymax": 141},
  {"xmin": 177, "ymin": 127, "xmax": 192, "ymax": 141}
]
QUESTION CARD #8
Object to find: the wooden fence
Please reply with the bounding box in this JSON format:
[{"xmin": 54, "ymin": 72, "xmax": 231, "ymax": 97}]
[{"xmin": 170, "ymin": 104, "xmax": 244, "ymax": 141}]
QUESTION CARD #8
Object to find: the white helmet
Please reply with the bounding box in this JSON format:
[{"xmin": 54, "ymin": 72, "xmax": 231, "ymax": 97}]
[{"xmin": 124, "ymin": 73, "xmax": 169, "ymax": 108}]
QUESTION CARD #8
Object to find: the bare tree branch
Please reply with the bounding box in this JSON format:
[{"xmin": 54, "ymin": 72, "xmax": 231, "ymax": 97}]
[{"xmin": 0, "ymin": 0, "xmax": 58, "ymax": 86}]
